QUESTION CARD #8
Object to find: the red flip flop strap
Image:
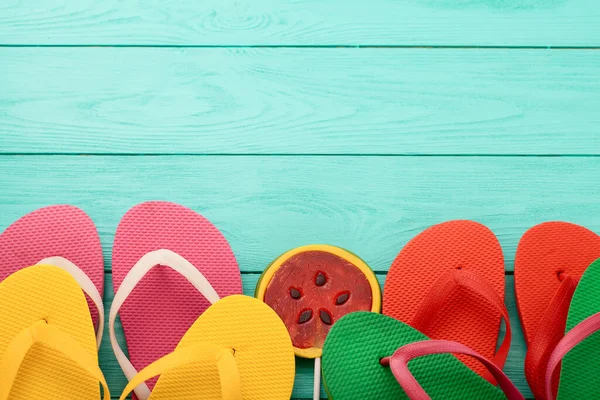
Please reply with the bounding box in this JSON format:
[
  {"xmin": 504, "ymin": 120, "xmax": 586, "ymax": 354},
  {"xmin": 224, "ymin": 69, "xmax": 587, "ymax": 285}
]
[
  {"xmin": 411, "ymin": 269, "xmax": 511, "ymax": 383},
  {"xmin": 381, "ymin": 340, "xmax": 525, "ymax": 400},
  {"xmin": 544, "ymin": 311, "xmax": 600, "ymax": 400},
  {"xmin": 524, "ymin": 275, "xmax": 578, "ymax": 400}
]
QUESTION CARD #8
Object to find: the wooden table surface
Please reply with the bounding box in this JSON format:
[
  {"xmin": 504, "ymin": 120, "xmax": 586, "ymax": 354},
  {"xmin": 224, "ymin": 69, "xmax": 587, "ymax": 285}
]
[{"xmin": 1, "ymin": 1, "xmax": 599, "ymax": 398}]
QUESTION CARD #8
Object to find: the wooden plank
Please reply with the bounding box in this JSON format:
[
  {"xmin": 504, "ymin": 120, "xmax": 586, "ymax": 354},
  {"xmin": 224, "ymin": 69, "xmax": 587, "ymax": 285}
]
[
  {"xmin": 99, "ymin": 272, "xmax": 531, "ymax": 399},
  {"xmin": 0, "ymin": 155, "xmax": 598, "ymax": 273},
  {"xmin": 0, "ymin": 0, "xmax": 598, "ymax": 46},
  {"xmin": 1, "ymin": 48, "xmax": 600, "ymax": 156}
]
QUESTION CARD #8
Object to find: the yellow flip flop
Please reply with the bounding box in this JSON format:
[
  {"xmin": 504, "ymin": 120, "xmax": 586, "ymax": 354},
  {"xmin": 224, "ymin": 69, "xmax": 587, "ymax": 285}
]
[
  {"xmin": 0, "ymin": 265, "xmax": 109, "ymax": 400},
  {"xmin": 120, "ymin": 295, "xmax": 295, "ymax": 400}
]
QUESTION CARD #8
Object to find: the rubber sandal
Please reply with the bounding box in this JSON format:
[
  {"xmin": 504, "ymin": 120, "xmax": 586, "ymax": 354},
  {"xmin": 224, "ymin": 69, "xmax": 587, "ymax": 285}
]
[
  {"xmin": 110, "ymin": 201, "xmax": 243, "ymax": 399},
  {"xmin": 118, "ymin": 295, "xmax": 295, "ymax": 400},
  {"xmin": 321, "ymin": 312, "xmax": 523, "ymax": 399},
  {"xmin": 0, "ymin": 205, "xmax": 105, "ymax": 347},
  {"xmin": 529, "ymin": 257, "xmax": 600, "ymax": 399},
  {"xmin": 383, "ymin": 220, "xmax": 509, "ymax": 380},
  {"xmin": 514, "ymin": 222, "xmax": 600, "ymax": 399},
  {"xmin": 0, "ymin": 265, "xmax": 109, "ymax": 399}
]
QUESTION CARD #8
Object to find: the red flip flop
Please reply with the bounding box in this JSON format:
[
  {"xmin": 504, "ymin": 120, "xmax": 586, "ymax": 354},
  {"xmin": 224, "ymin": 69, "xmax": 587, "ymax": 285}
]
[
  {"xmin": 514, "ymin": 222, "xmax": 600, "ymax": 399},
  {"xmin": 109, "ymin": 201, "xmax": 243, "ymax": 399},
  {"xmin": 383, "ymin": 220, "xmax": 509, "ymax": 381},
  {"xmin": 0, "ymin": 205, "xmax": 104, "ymax": 346}
]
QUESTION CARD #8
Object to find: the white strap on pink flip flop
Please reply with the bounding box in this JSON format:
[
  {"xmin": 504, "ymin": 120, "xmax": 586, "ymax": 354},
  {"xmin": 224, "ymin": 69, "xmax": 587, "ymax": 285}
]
[
  {"xmin": 36, "ymin": 256, "xmax": 105, "ymax": 349},
  {"xmin": 109, "ymin": 249, "xmax": 221, "ymax": 400}
]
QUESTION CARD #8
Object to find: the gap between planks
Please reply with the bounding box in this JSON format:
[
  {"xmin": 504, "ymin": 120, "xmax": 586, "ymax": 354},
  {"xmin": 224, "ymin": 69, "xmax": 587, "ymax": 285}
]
[
  {"xmin": 3, "ymin": 154, "xmax": 600, "ymax": 157},
  {"xmin": 1, "ymin": 45, "xmax": 600, "ymax": 50}
]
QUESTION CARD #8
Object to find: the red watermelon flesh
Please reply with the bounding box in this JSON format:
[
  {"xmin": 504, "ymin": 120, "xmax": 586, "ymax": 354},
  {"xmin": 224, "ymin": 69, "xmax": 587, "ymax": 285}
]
[{"xmin": 263, "ymin": 250, "xmax": 373, "ymax": 350}]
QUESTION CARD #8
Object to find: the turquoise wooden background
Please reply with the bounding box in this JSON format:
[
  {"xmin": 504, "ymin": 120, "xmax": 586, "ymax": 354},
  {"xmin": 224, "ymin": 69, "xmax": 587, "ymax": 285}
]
[{"xmin": 1, "ymin": 1, "xmax": 599, "ymax": 398}]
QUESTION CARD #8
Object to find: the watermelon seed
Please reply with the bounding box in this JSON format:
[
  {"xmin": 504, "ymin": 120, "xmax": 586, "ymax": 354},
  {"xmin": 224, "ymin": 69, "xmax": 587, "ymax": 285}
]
[
  {"xmin": 315, "ymin": 271, "xmax": 327, "ymax": 286},
  {"xmin": 298, "ymin": 309, "xmax": 313, "ymax": 324},
  {"xmin": 319, "ymin": 309, "xmax": 333, "ymax": 325},
  {"xmin": 335, "ymin": 291, "xmax": 350, "ymax": 305},
  {"xmin": 289, "ymin": 287, "xmax": 302, "ymax": 299}
]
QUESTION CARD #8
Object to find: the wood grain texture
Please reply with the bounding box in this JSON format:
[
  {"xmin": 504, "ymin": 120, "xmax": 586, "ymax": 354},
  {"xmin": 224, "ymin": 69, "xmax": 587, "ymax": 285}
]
[
  {"xmin": 97, "ymin": 272, "xmax": 530, "ymax": 399},
  {"xmin": 0, "ymin": 0, "xmax": 598, "ymax": 46},
  {"xmin": 1, "ymin": 2, "xmax": 595, "ymax": 399},
  {"xmin": 1, "ymin": 48, "xmax": 600, "ymax": 155},
  {"xmin": 1, "ymin": 155, "xmax": 598, "ymax": 273}
]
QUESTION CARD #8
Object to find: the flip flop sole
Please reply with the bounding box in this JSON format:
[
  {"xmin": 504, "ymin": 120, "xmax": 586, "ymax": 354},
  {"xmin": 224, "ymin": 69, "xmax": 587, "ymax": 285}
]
[
  {"xmin": 514, "ymin": 222, "xmax": 600, "ymax": 344},
  {"xmin": 557, "ymin": 258, "xmax": 600, "ymax": 399},
  {"xmin": 112, "ymin": 201, "xmax": 242, "ymax": 392},
  {"xmin": 383, "ymin": 220, "xmax": 504, "ymax": 376},
  {"xmin": 0, "ymin": 265, "xmax": 99, "ymax": 399},
  {"xmin": 150, "ymin": 295, "xmax": 295, "ymax": 399},
  {"xmin": 0, "ymin": 205, "xmax": 104, "ymax": 328},
  {"xmin": 322, "ymin": 312, "xmax": 504, "ymax": 399}
]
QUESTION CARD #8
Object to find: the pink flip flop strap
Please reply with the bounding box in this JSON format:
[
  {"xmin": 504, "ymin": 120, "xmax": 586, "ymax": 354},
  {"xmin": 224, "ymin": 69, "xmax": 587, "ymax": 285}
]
[
  {"xmin": 410, "ymin": 269, "xmax": 512, "ymax": 383},
  {"xmin": 524, "ymin": 274, "xmax": 578, "ymax": 400},
  {"xmin": 544, "ymin": 311, "xmax": 600, "ymax": 400},
  {"xmin": 381, "ymin": 340, "xmax": 524, "ymax": 400}
]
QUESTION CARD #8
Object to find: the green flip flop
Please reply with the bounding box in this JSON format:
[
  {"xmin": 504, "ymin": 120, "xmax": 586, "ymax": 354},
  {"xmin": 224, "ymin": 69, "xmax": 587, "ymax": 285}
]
[
  {"xmin": 321, "ymin": 312, "xmax": 518, "ymax": 399},
  {"xmin": 555, "ymin": 258, "xmax": 600, "ymax": 398}
]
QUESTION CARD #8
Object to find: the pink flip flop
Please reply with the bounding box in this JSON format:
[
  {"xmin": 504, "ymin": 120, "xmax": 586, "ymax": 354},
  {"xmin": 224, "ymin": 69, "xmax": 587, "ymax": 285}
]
[
  {"xmin": 0, "ymin": 205, "xmax": 105, "ymax": 346},
  {"xmin": 109, "ymin": 201, "xmax": 242, "ymax": 399}
]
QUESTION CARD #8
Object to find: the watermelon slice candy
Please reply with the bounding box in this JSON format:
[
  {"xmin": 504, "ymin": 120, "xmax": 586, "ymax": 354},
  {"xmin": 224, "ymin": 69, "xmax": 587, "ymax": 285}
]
[{"xmin": 257, "ymin": 246, "xmax": 380, "ymax": 357}]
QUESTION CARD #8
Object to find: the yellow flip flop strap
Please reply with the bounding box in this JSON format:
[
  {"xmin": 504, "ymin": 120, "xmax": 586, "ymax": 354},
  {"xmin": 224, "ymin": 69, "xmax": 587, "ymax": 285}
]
[
  {"xmin": 0, "ymin": 320, "xmax": 110, "ymax": 400},
  {"xmin": 120, "ymin": 343, "xmax": 242, "ymax": 400}
]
